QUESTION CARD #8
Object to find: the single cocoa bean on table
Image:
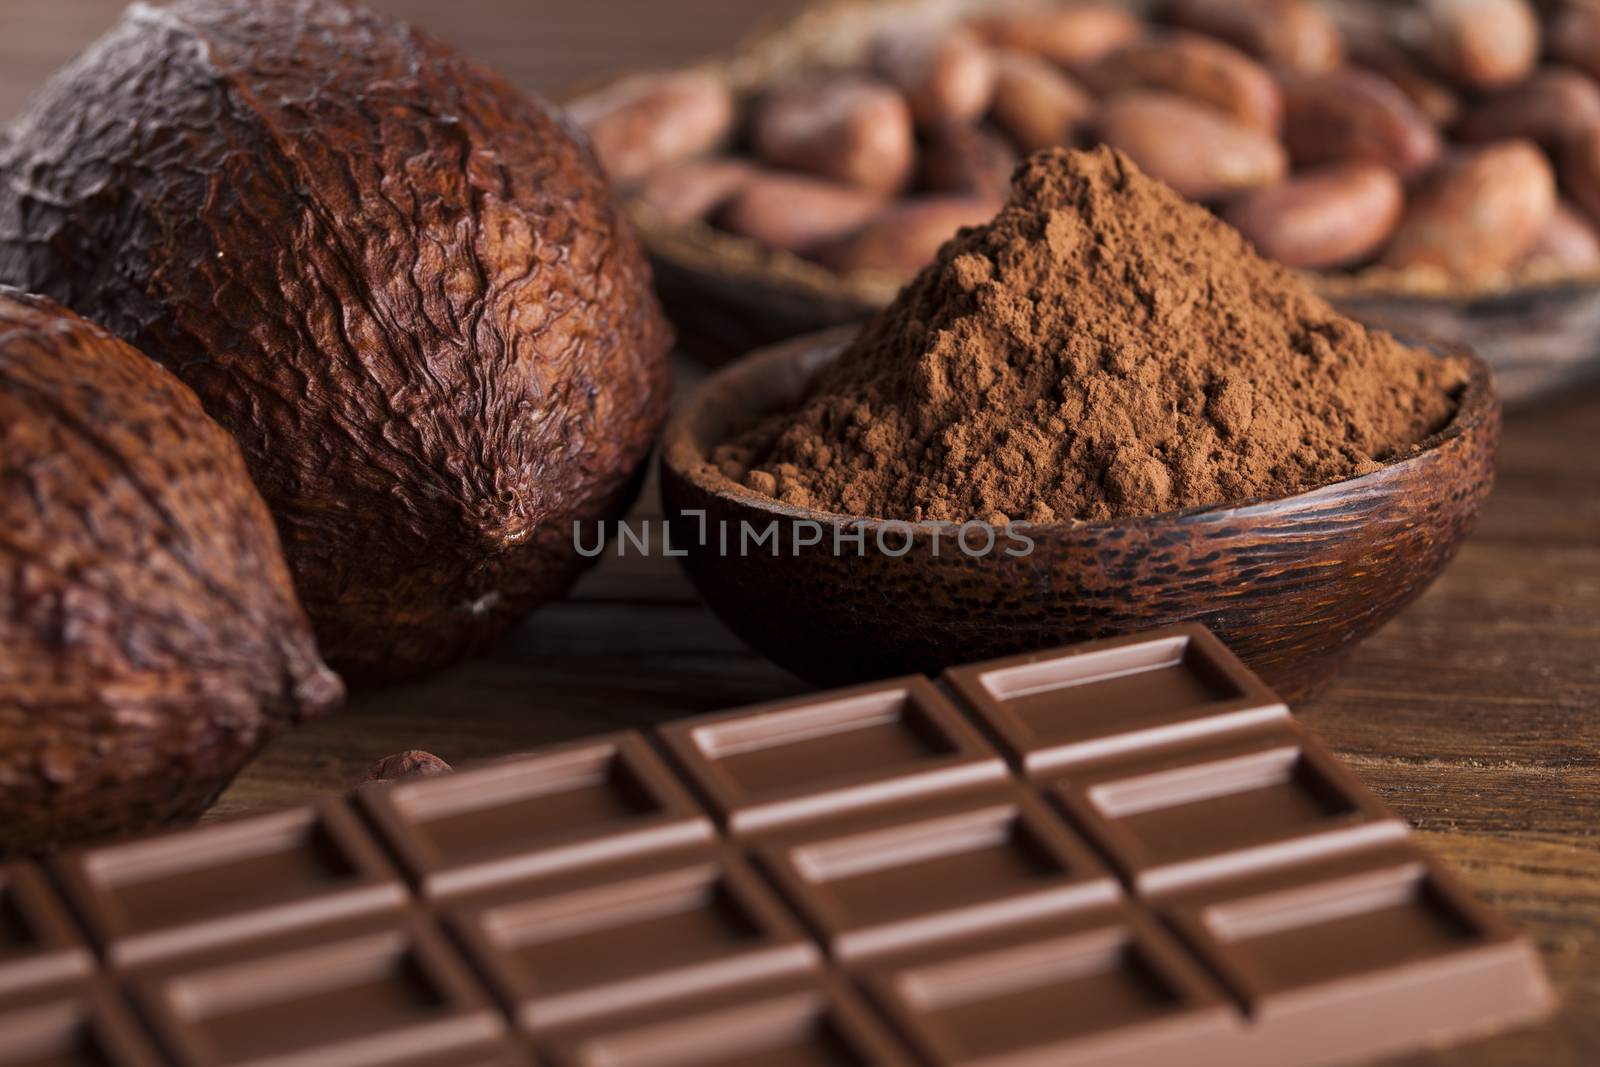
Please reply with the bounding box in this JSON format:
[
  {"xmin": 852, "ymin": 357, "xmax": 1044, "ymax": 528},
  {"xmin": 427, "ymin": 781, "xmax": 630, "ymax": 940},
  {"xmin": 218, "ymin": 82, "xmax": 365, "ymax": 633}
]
[
  {"xmin": 1282, "ymin": 68, "xmax": 1442, "ymax": 182},
  {"xmin": 1225, "ymin": 162, "xmax": 1404, "ymax": 269},
  {"xmin": 1099, "ymin": 90, "xmax": 1287, "ymax": 201},
  {"xmin": 752, "ymin": 77, "xmax": 915, "ymax": 194},
  {"xmin": 569, "ymin": 70, "xmax": 734, "ymax": 185},
  {"xmin": 872, "ymin": 24, "xmax": 997, "ymax": 128},
  {"xmin": 365, "ymin": 751, "xmax": 453, "ymax": 786},
  {"xmin": 1382, "ymin": 140, "xmax": 1557, "ymax": 276},
  {"xmin": 1078, "ymin": 32, "xmax": 1283, "ymax": 132},
  {"xmin": 348, "ymin": 750, "xmax": 453, "ymax": 798},
  {"xmin": 990, "ymin": 50, "xmax": 1097, "ymax": 154},
  {"xmin": 1163, "ymin": 0, "xmax": 1344, "ymax": 75}
]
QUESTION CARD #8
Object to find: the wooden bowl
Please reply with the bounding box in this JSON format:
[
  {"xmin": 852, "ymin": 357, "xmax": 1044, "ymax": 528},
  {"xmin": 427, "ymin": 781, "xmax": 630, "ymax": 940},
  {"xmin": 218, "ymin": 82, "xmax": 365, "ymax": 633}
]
[
  {"xmin": 659, "ymin": 327, "xmax": 1501, "ymax": 700},
  {"xmin": 622, "ymin": 0, "xmax": 1600, "ymax": 403}
]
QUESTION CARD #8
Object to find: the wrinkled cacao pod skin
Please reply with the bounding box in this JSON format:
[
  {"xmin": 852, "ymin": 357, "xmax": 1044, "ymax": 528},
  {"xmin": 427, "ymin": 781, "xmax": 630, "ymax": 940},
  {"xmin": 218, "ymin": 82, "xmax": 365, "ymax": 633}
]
[
  {"xmin": 0, "ymin": 0, "xmax": 673, "ymax": 681},
  {"xmin": 0, "ymin": 288, "xmax": 343, "ymax": 854}
]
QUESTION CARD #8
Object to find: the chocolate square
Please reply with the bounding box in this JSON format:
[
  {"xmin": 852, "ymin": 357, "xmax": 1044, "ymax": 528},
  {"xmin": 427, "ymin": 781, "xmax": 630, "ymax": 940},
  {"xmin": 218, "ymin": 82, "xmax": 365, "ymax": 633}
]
[
  {"xmin": 945, "ymin": 625, "xmax": 1286, "ymax": 774},
  {"xmin": 1048, "ymin": 727, "xmax": 1405, "ymax": 896},
  {"xmin": 542, "ymin": 975, "xmax": 912, "ymax": 1067},
  {"xmin": 867, "ymin": 904, "xmax": 1242, "ymax": 1067},
  {"xmin": 0, "ymin": 981, "xmax": 161, "ymax": 1066},
  {"xmin": 0, "ymin": 862, "xmax": 93, "ymax": 999},
  {"xmin": 131, "ymin": 912, "xmax": 505, "ymax": 1066},
  {"xmin": 359, "ymin": 733, "xmax": 715, "ymax": 899},
  {"xmin": 1163, "ymin": 845, "xmax": 1555, "ymax": 1065},
  {"xmin": 658, "ymin": 678, "xmax": 1006, "ymax": 835},
  {"xmin": 757, "ymin": 789, "xmax": 1118, "ymax": 960},
  {"xmin": 54, "ymin": 803, "xmax": 406, "ymax": 968},
  {"xmin": 449, "ymin": 848, "xmax": 818, "ymax": 1032}
]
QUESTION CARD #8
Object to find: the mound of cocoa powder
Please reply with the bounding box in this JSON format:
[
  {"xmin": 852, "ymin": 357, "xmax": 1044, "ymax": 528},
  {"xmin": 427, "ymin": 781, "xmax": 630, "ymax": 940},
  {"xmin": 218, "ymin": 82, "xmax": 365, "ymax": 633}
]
[{"xmin": 712, "ymin": 146, "xmax": 1468, "ymax": 523}]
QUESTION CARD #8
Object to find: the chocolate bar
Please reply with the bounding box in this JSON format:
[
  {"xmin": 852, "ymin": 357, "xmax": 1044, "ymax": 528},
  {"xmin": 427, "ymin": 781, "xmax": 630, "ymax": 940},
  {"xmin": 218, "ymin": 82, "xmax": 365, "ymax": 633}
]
[{"xmin": 0, "ymin": 626, "xmax": 1552, "ymax": 1066}]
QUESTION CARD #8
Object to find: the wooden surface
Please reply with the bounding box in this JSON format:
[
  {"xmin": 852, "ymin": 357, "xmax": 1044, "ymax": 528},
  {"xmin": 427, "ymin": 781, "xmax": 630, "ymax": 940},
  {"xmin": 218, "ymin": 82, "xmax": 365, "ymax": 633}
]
[{"xmin": 3, "ymin": 3, "xmax": 1598, "ymax": 1065}]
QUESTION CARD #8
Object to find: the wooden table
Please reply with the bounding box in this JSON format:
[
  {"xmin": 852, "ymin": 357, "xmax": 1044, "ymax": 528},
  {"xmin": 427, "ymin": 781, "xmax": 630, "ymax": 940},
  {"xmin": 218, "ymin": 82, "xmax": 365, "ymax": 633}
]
[{"xmin": 4, "ymin": 4, "xmax": 1597, "ymax": 1065}]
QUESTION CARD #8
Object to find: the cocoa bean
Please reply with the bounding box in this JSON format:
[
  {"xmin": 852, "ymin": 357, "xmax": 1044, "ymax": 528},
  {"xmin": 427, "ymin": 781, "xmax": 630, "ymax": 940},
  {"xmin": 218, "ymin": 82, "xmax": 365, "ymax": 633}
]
[
  {"xmin": 1282, "ymin": 69, "xmax": 1442, "ymax": 181},
  {"xmin": 1225, "ymin": 162, "xmax": 1404, "ymax": 269},
  {"xmin": 635, "ymin": 158, "xmax": 757, "ymax": 223},
  {"xmin": 1563, "ymin": 125, "xmax": 1600, "ymax": 228},
  {"xmin": 752, "ymin": 77, "xmax": 916, "ymax": 194},
  {"xmin": 1382, "ymin": 140, "xmax": 1556, "ymax": 275},
  {"xmin": 873, "ymin": 25, "xmax": 998, "ymax": 128},
  {"xmin": 808, "ymin": 196, "xmax": 1005, "ymax": 276},
  {"xmin": 1164, "ymin": 0, "xmax": 1343, "ymax": 75},
  {"xmin": 569, "ymin": 70, "xmax": 734, "ymax": 185},
  {"xmin": 1523, "ymin": 201, "xmax": 1600, "ymax": 273},
  {"xmin": 714, "ymin": 172, "xmax": 887, "ymax": 254},
  {"xmin": 1081, "ymin": 32, "xmax": 1282, "ymax": 131},
  {"xmin": 990, "ymin": 50, "xmax": 1097, "ymax": 153},
  {"xmin": 1552, "ymin": 6, "xmax": 1600, "ymax": 83},
  {"xmin": 1423, "ymin": 0, "xmax": 1540, "ymax": 91},
  {"xmin": 1456, "ymin": 68, "xmax": 1600, "ymax": 150},
  {"xmin": 1347, "ymin": 35, "xmax": 1461, "ymax": 128},
  {"xmin": 916, "ymin": 124, "xmax": 1018, "ymax": 199},
  {"xmin": 971, "ymin": 5, "xmax": 1143, "ymax": 69},
  {"xmin": 1099, "ymin": 91, "xmax": 1288, "ymax": 201}
]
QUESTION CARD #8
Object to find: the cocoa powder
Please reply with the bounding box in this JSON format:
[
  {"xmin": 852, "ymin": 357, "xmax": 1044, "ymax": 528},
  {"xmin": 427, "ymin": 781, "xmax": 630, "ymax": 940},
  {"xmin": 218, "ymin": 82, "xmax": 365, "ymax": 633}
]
[{"xmin": 713, "ymin": 147, "xmax": 1467, "ymax": 523}]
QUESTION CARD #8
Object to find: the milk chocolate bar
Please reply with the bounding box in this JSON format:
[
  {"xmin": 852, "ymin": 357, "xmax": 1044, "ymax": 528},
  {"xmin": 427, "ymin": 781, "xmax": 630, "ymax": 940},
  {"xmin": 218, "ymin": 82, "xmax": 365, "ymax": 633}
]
[{"xmin": 0, "ymin": 626, "xmax": 1552, "ymax": 1066}]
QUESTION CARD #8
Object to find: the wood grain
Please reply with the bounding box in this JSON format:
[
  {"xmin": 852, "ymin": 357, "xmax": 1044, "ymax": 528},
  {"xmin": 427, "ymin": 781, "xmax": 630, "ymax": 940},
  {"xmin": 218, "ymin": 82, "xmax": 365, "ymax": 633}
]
[{"xmin": 3, "ymin": 4, "xmax": 1597, "ymax": 1065}]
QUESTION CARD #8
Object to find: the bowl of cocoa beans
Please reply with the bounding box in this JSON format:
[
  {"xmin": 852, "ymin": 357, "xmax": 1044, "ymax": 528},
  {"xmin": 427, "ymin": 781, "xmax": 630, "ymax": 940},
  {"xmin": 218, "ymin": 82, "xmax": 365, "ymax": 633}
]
[{"xmin": 569, "ymin": 0, "xmax": 1600, "ymax": 403}]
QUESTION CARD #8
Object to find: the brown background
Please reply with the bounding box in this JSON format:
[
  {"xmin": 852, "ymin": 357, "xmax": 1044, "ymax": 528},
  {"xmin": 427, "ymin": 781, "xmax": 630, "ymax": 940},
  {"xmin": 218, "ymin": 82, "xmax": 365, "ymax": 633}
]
[{"xmin": 2, "ymin": 3, "xmax": 1597, "ymax": 1065}]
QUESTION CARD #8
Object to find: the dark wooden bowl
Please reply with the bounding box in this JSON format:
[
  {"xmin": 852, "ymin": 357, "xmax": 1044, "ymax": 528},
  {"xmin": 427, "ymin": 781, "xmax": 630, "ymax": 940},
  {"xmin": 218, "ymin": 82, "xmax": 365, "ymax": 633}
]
[{"xmin": 659, "ymin": 327, "xmax": 1501, "ymax": 700}]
